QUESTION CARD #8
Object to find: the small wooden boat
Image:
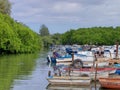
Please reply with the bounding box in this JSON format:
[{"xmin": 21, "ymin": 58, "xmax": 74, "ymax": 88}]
[
  {"xmin": 64, "ymin": 67, "xmax": 116, "ymax": 80},
  {"xmin": 46, "ymin": 84, "xmax": 90, "ymax": 90},
  {"xmin": 47, "ymin": 76, "xmax": 91, "ymax": 86},
  {"xmin": 64, "ymin": 67, "xmax": 116, "ymax": 75},
  {"xmin": 99, "ymin": 77, "xmax": 120, "ymax": 89},
  {"xmin": 76, "ymin": 57, "xmax": 110, "ymax": 67}
]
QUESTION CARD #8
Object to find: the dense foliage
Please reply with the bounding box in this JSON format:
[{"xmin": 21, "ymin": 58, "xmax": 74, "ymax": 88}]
[
  {"xmin": 39, "ymin": 24, "xmax": 62, "ymax": 48},
  {"xmin": 61, "ymin": 27, "xmax": 120, "ymax": 45},
  {"xmin": 40, "ymin": 33, "xmax": 62, "ymax": 48},
  {"xmin": 0, "ymin": 13, "xmax": 42, "ymax": 54},
  {"xmin": 0, "ymin": 0, "xmax": 11, "ymax": 15},
  {"xmin": 39, "ymin": 24, "xmax": 50, "ymax": 36},
  {"xmin": 51, "ymin": 33, "xmax": 62, "ymax": 45}
]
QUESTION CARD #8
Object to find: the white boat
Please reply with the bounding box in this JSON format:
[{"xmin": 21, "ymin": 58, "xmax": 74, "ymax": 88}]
[
  {"xmin": 64, "ymin": 67, "xmax": 116, "ymax": 80},
  {"xmin": 46, "ymin": 84, "xmax": 90, "ymax": 90},
  {"xmin": 56, "ymin": 57, "xmax": 72, "ymax": 63},
  {"xmin": 82, "ymin": 61, "xmax": 109, "ymax": 67},
  {"xmin": 47, "ymin": 76, "xmax": 91, "ymax": 86}
]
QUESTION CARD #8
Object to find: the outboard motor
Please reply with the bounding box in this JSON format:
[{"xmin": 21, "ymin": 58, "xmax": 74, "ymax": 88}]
[
  {"xmin": 47, "ymin": 55, "xmax": 51, "ymax": 62},
  {"xmin": 51, "ymin": 57, "xmax": 56, "ymax": 63}
]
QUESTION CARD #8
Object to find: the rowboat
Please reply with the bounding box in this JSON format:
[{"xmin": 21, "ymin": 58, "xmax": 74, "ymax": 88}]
[
  {"xmin": 63, "ymin": 67, "xmax": 116, "ymax": 80},
  {"xmin": 99, "ymin": 77, "xmax": 120, "ymax": 89},
  {"xmin": 75, "ymin": 56, "xmax": 110, "ymax": 67},
  {"xmin": 64, "ymin": 67, "xmax": 116, "ymax": 75},
  {"xmin": 83, "ymin": 61, "xmax": 109, "ymax": 67},
  {"xmin": 46, "ymin": 84, "xmax": 90, "ymax": 90},
  {"xmin": 47, "ymin": 76, "xmax": 91, "ymax": 86}
]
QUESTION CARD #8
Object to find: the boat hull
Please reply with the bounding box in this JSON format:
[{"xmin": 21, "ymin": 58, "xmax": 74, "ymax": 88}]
[
  {"xmin": 47, "ymin": 76, "xmax": 91, "ymax": 86},
  {"xmin": 99, "ymin": 78, "xmax": 120, "ymax": 89},
  {"xmin": 56, "ymin": 58, "xmax": 72, "ymax": 63},
  {"xmin": 46, "ymin": 84, "xmax": 90, "ymax": 90}
]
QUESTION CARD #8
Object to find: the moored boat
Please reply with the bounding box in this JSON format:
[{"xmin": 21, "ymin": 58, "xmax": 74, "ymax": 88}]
[
  {"xmin": 56, "ymin": 57, "xmax": 72, "ymax": 63},
  {"xmin": 64, "ymin": 67, "xmax": 116, "ymax": 80},
  {"xmin": 99, "ymin": 77, "xmax": 120, "ymax": 89},
  {"xmin": 64, "ymin": 67, "xmax": 116, "ymax": 75},
  {"xmin": 47, "ymin": 76, "xmax": 91, "ymax": 86},
  {"xmin": 46, "ymin": 84, "xmax": 90, "ymax": 90}
]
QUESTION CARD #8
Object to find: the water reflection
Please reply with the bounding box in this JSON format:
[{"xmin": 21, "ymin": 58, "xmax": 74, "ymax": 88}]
[
  {"xmin": 10, "ymin": 50, "xmax": 51, "ymax": 90},
  {"xmin": 0, "ymin": 54, "xmax": 38, "ymax": 90}
]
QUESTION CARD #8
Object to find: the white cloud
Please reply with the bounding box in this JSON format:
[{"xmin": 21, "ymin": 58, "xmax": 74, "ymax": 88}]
[
  {"xmin": 9, "ymin": 0, "xmax": 120, "ymax": 33},
  {"xmin": 52, "ymin": 2, "xmax": 82, "ymax": 13}
]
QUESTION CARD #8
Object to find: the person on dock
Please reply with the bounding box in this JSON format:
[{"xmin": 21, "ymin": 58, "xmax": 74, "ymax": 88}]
[{"xmin": 96, "ymin": 46, "xmax": 104, "ymax": 57}]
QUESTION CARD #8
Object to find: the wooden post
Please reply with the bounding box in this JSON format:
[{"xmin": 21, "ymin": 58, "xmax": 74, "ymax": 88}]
[
  {"xmin": 68, "ymin": 67, "xmax": 71, "ymax": 76},
  {"xmin": 94, "ymin": 54, "xmax": 98, "ymax": 90},
  {"xmin": 48, "ymin": 70, "xmax": 51, "ymax": 77},
  {"xmin": 95, "ymin": 62, "xmax": 98, "ymax": 89},
  {"xmin": 109, "ymin": 51, "xmax": 112, "ymax": 59},
  {"xmin": 58, "ymin": 69, "xmax": 61, "ymax": 76},
  {"xmin": 116, "ymin": 42, "xmax": 119, "ymax": 59},
  {"xmin": 72, "ymin": 53, "xmax": 74, "ymax": 63},
  {"xmin": 93, "ymin": 53, "xmax": 97, "ymax": 68}
]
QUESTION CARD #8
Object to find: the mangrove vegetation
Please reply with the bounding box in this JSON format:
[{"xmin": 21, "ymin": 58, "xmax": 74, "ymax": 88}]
[
  {"xmin": 61, "ymin": 27, "xmax": 120, "ymax": 45},
  {"xmin": 0, "ymin": 13, "xmax": 42, "ymax": 54},
  {"xmin": 39, "ymin": 24, "xmax": 62, "ymax": 48}
]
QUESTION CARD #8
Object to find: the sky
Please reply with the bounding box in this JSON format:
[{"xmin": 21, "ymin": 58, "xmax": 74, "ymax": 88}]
[{"xmin": 9, "ymin": 0, "xmax": 120, "ymax": 34}]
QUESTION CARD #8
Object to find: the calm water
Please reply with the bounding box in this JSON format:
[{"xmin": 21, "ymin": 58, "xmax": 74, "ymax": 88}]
[
  {"xmin": 0, "ymin": 50, "xmax": 106, "ymax": 90},
  {"xmin": 0, "ymin": 50, "xmax": 51, "ymax": 90}
]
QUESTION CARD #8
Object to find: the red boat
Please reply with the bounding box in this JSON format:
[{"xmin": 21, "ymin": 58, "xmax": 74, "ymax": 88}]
[{"xmin": 99, "ymin": 77, "xmax": 120, "ymax": 89}]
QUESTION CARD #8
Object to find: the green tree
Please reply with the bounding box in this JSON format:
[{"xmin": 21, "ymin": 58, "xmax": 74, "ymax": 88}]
[
  {"xmin": 42, "ymin": 36, "xmax": 52, "ymax": 47},
  {"xmin": 51, "ymin": 33, "xmax": 61, "ymax": 45},
  {"xmin": 0, "ymin": 0, "xmax": 11, "ymax": 15},
  {"xmin": 61, "ymin": 26, "xmax": 120, "ymax": 45},
  {"xmin": 0, "ymin": 13, "xmax": 42, "ymax": 54},
  {"xmin": 39, "ymin": 24, "xmax": 50, "ymax": 36}
]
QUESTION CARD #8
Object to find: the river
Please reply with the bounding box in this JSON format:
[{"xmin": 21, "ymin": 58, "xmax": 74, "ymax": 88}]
[{"xmin": 0, "ymin": 50, "xmax": 106, "ymax": 90}]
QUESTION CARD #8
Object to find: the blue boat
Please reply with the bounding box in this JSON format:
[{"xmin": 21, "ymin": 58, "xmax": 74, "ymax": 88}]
[
  {"xmin": 115, "ymin": 69, "xmax": 120, "ymax": 75},
  {"xmin": 114, "ymin": 64, "xmax": 120, "ymax": 75},
  {"xmin": 114, "ymin": 64, "xmax": 120, "ymax": 67}
]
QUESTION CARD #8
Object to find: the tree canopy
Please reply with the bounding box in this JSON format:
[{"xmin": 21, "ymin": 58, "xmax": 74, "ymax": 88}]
[
  {"xmin": 0, "ymin": 13, "xmax": 42, "ymax": 54},
  {"xmin": 39, "ymin": 24, "xmax": 50, "ymax": 36},
  {"xmin": 61, "ymin": 27, "xmax": 120, "ymax": 45},
  {"xmin": 0, "ymin": 0, "xmax": 11, "ymax": 15}
]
